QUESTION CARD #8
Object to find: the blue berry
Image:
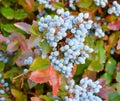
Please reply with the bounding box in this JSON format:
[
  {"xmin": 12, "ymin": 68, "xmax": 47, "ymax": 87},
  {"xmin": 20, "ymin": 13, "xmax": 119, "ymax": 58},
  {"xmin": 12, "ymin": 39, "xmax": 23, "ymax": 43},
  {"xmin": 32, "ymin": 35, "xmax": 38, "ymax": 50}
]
[
  {"xmin": 0, "ymin": 89, "xmax": 5, "ymax": 94},
  {"xmin": 0, "ymin": 97, "xmax": 5, "ymax": 101}
]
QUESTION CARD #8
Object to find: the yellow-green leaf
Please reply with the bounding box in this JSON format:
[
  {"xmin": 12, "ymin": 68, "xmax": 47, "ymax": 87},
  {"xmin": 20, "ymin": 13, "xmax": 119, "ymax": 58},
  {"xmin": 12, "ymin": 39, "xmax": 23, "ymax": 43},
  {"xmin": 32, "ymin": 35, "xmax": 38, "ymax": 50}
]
[
  {"xmin": 96, "ymin": 41, "xmax": 106, "ymax": 63},
  {"xmin": 0, "ymin": 62, "xmax": 5, "ymax": 72},
  {"xmin": 116, "ymin": 72, "xmax": 120, "ymax": 83},
  {"xmin": 11, "ymin": 89, "xmax": 27, "ymax": 101},
  {"xmin": 52, "ymin": 2, "xmax": 65, "ymax": 9},
  {"xmin": 40, "ymin": 40, "xmax": 52, "ymax": 55},
  {"xmin": 105, "ymin": 57, "xmax": 117, "ymax": 75},
  {"xmin": 76, "ymin": 0, "xmax": 93, "ymax": 8},
  {"xmin": 30, "ymin": 57, "xmax": 50, "ymax": 71},
  {"xmin": 88, "ymin": 60, "xmax": 104, "ymax": 72}
]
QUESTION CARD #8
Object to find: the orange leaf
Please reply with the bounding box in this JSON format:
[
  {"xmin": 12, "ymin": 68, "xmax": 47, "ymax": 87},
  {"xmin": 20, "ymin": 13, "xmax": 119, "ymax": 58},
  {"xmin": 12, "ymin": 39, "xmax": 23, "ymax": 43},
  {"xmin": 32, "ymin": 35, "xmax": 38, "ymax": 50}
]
[
  {"xmin": 29, "ymin": 66, "xmax": 61, "ymax": 96},
  {"xmin": 108, "ymin": 19, "xmax": 120, "ymax": 31},
  {"xmin": 19, "ymin": 0, "xmax": 34, "ymax": 12}
]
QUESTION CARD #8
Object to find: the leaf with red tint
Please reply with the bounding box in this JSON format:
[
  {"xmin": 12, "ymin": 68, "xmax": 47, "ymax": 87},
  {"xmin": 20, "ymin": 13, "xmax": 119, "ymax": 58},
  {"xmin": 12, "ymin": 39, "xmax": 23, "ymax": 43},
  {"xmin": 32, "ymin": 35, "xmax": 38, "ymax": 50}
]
[
  {"xmin": 7, "ymin": 40, "xmax": 19, "ymax": 52},
  {"xmin": 116, "ymin": 62, "xmax": 120, "ymax": 73},
  {"xmin": 18, "ymin": 0, "xmax": 34, "ymax": 12},
  {"xmin": 31, "ymin": 97, "xmax": 43, "ymax": 101},
  {"xmin": 82, "ymin": 69, "xmax": 97, "ymax": 81},
  {"xmin": 108, "ymin": 19, "xmax": 120, "ymax": 31},
  {"xmin": 0, "ymin": 34, "xmax": 9, "ymax": 43},
  {"xmin": 9, "ymin": 33, "xmax": 29, "ymax": 51},
  {"xmin": 29, "ymin": 66, "xmax": 61, "ymax": 96},
  {"xmin": 16, "ymin": 50, "xmax": 34, "ymax": 67},
  {"xmin": 97, "ymin": 86, "xmax": 115, "ymax": 100},
  {"xmin": 98, "ymin": 78, "xmax": 106, "ymax": 87},
  {"xmin": 14, "ymin": 22, "xmax": 31, "ymax": 34},
  {"xmin": 117, "ymin": 38, "xmax": 120, "ymax": 50}
]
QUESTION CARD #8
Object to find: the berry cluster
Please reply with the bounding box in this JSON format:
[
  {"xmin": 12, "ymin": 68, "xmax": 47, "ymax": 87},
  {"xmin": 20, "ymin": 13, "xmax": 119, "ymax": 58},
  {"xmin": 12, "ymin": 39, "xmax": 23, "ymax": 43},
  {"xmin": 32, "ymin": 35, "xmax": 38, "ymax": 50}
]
[
  {"xmin": 92, "ymin": 23, "xmax": 105, "ymax": 38},
  {"xmin": 0, "ymin": 51, "xmax": 8, "ymax": 64},
  {"xmin": 108, "ymin": 1, "xmax": 120, "ymax": 16},
  {"xmin": 0, "ymin": 74, "xmax": 9, "ymax": 101},
  {"xmin": 37, "ymin": 0, "xmax": 80, "ymax": 11},
  {"xmin": 37, "ymin": 0, "xmax": 59, "ymax": 11},
  {"xmin": 38, "ymin": 9, "xmax": 93, "ymax": 78},
  {"xmin": 24, "ymin": 56, "xmax": 33, "ymax": 65},
  {"xmin": 94, "ymin": 0, "xmax": 108, "ymax": 8},
  {"xmin": 69, "ymin": 0, "xmax": 77, "ymax": 10},
  {"xmin": 64, "ymin": 77, "xmax": 102, "ymax": 101}
]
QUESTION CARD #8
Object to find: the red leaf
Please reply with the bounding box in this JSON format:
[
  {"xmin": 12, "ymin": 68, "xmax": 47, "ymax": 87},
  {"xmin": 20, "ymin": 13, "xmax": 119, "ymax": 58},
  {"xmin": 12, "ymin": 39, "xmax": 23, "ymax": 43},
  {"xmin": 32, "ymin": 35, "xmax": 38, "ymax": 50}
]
[
  {"xmin": 29, "ymin": 66, "xmax": 61, "ymax": 96},
  {"xmin": 9, "ymin": 33, "xmax": 29, "ymax": 51},
  {"xmin": 0, "ymin": 34, "xmax": 9, "ymax": 43},
  {"xmin": 108, "ymin": 19, "xmax": 120, "ymax": 31},
  {"xmin": 97, "ymin": 86, "xmax": 115, "ymax": 100}
]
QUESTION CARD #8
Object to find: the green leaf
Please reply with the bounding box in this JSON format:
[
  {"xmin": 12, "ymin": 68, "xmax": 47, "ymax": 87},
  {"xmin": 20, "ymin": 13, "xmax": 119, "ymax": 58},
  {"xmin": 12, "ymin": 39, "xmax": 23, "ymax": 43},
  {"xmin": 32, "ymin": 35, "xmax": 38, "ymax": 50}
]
[
  {"xmin": 40, "ymin": 95, "xmax": 54, "ymax": 101},
  {"xmin": 15, "ymin": 9, "xmax": 28, "ymax": 20},
  {"xmin": 4, "ymin": 67, "xmax": 21, "ymax": 80},
  {"xmin": 116, "ymin": 83, "xmax": 120, "ymax": 95},
  {"xmin": 11, "ymin": 89, "xmax": 27, "ymax": 101},
  {"xmin": 116, "ymin": 72, "xmax": 120, "ymax": 83},
  {"xmin": 75, "ymin": 59, "xmax": 90, "ymax": 75},
  {"xmin": 0, "ymin": 62, "xmax": 5, "ymax": 72},
  {"xmin": 101, "ymin": 73, "xmax": 112, "ymax": 85},
  {"xmin": 2, "ymin": 24, "xmax": 15, "ymax": 33},
  {"xmin": 102, "ymin": 24, "xmax": 109, "ymax": 31},
  {"xmin": 105, "ymin": 57, "xmax": 117, "ymax": 75},
  {"xmin": 96, "ymin": 41, "xmax": 106, "ymax": 63},
  {"xmin": 76, "ymin": 0, "xmax": 93, "ymax": 8},
  {"xmin": 88, "ymin": 60, "xmax": 104, "ymax": 72},
  {"xmin": 52, "ymin": 2, "xmax": 65, "ymax": 9},
  {"xmin": 1, "ymin": 7, "xmax": 14, "ymax": 19},
  {"xmin": 5, "ymin": 98, "xmax": 12, "ymax": 101},
  {"xmin": 30, "ymin": 57, "xmax": 50, "ymax": 71},
  {"xmin": 108, "ymin": 92, "xmax": 120, "ymax": 101},
  {"xmin": 40, "ymin": 40, "xmax": 52, "ymax": 55}
]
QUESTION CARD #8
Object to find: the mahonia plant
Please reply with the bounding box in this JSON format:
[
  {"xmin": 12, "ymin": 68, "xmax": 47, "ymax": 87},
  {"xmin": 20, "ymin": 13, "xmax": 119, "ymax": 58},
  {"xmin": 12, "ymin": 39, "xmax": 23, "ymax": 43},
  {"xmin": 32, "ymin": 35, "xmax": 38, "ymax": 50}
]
[{"xmin": 0, "ymin": 0, "xmax": 120, "ymax": 101}]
